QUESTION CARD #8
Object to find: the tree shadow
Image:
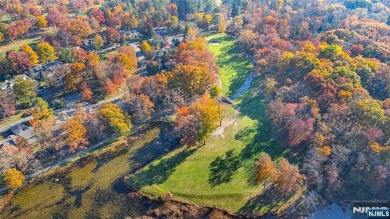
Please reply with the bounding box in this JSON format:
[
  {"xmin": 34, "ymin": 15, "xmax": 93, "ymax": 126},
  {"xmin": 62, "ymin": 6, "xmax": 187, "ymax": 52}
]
[
  {"xmin": 219, "ymin": 46, "xmax": 252, "ymax": 96},
  {"xmin": 208, "ymin": 34, "xmax": 252, "ymax": 96},
  {"xmin": 127, "ymin": 148, "xmax": 197, "ymax": 190},
  {"xmin": 237, "ymin": 90, "xmax": 301, "ymax": 163},
  {"xmin": 208, "ymin": 149, "xmax": 241, "ymax": 187},
  {"xmin": 239, "ymin": 185, "xmax": 288, "ymax": 214},
  {"xmin": 129, "ymin": 124, "xmax": 180, "ymax": 173}
]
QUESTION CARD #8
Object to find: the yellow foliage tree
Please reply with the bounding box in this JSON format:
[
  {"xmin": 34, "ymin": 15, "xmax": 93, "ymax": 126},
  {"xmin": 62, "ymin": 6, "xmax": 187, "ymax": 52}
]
[
  {"xmin": 36, "ymin": 42, "xmax": 56, "ymax": 63},
  {"xmin": 318, "ymin": 145, "xmax": 331, "ymax": 156},
  {"xmin": 92, "ymin": 34, "xmax": 104, "ymax": 50},
  {"xmin": 4, "ymin": 168, "xmax": 25, "ymax": 189},
  {"xmin": 32, "ymin": 98, "xmax": 53, "ymax": 122},
  {"xmin": 169, "ymin": 64, "xmax": 213, "ymax": 96},
  {"xmin": 21, "ymin": 44, "xmax": 39, "ymax": 64},
  {"xmin": 203, "ymin": 14, "xmax": 213, "ymax": 27},
  {"xmin": 36, "ymin": 15, "xmax": 47, "ymax": 28},
  {"xmin": 115, "ymin": 52, "xmax": 135, "ymax": 74},
  {"xmin": 62, "ymin": 116, "xmax": 89, "ymax": 152},
  {"xmin": 369, "ymin": 142, "xmax": 390, "ymax": 154},
  {"xmin": 98, "ymin": 102, "xmax": 131, "ymax": 134},
  {"xmin": 192, "ymin": 95, "xmax": 221, "ymax": 144},
  {"xmin": 186, "ymin": 27, "xmax": 197, "ymax": 42},
  {"xmin": 140, "ymin": 41, "xmax": 151, "ymax": 53}
]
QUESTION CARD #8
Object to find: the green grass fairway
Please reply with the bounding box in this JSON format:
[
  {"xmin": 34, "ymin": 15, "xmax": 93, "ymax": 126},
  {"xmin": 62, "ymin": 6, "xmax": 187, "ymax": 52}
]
[
  {"xmin": 128, "ymin": 115, "xmax": 259, "ymax": 211},
  {"xmin": 206, "ymin": 33, "xmax": 252, "ymax": 96},
  {"xmin": 127, "ymin": 96, "xmax": 300, "ymax": 213}
]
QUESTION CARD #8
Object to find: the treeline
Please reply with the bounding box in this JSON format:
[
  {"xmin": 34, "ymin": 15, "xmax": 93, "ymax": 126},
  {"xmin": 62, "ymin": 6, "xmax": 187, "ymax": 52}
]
[{"xmin": 227, "ymin": 0, "xmax": 390, "ymax": 216}]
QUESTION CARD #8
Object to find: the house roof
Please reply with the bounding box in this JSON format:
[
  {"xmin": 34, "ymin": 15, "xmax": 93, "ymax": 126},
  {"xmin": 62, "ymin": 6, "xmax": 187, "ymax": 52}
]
[{"xmin": 11, "ymin": 124, "xmax": 30, "ymax": 136}]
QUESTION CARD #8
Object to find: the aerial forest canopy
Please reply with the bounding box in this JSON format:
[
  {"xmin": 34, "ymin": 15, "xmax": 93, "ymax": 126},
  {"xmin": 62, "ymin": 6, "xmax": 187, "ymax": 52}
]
[
  {"xmin": 0, "ymin": 0, "xmax": 389, "ymax": 218},
  {"xmin": 102, "ymin": 0, "xmax": 218, "ymax": 19}
]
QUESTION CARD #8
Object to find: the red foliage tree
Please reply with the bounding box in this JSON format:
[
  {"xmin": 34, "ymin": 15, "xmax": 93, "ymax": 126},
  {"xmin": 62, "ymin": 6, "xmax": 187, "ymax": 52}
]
[
  {"xmin": 7, "ymin": 51, "xmax": 32, "ymax": 73},
  {"xmin": 287, "ymin": 118, "xmax": 315, "ymax": 147}
]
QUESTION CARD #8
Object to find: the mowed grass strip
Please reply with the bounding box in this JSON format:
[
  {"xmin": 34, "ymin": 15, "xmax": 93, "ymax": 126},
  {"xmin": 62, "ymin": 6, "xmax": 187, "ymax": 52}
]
[{"xmin": 206, "ymin": 33, "xmax": 252, "ymax": 96}]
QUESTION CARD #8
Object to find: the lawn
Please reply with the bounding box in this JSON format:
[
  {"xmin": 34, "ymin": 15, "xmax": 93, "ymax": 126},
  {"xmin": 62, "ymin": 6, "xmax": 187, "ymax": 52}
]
[
  {"xmin": 0, "ymin": 127, "xmax": 177, "ymax": 219},
  {"xmin": 0, "ymin": 28, "xmax": 57, "ymax": 58},
  {"xmin": 206, "ymin": 33, "xmax": 252, "ymax": 96},
  {"xmin": 127, "ymin": 98, "xmax": 299, "ymax": 214}
]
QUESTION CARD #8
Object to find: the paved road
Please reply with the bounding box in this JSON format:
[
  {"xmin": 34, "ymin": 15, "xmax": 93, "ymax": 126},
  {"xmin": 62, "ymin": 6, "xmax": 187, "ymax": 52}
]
[
  {"xmin": 0, "ymin": 90, "xmax": 129, "ymax": 134},
  {"xmin": 0, "ymin": 116, "xmax": 33, "ymax": 133}
]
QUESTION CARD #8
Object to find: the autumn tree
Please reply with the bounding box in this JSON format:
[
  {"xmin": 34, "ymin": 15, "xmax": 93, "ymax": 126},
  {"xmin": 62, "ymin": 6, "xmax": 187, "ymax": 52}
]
[
  {"xmin": 121, "ymin": 94, "xmax": 154, "ymax": 124},
  {"xmin": 318, "ymin": 145, "xmax": 331, "ymax": 156},
  {"xmin": 121, "ymin": 12, "xmax": 138, "ymax": 30},
  {"xmin": 36, "ymin": 42, "xmax": 56, "ymax": 63},
  {"xmin": 92, "ymin": 34, "xmax": 104, "ymax": 50},
  {"xmin": 274, "ymin": 158, "xmax": 306, "ymax": 196},
  {"xmin": 174, "ymin": 106, "xmax": 199, "ymax": 146},
  {"xmin": 7, "ymin": 51, "xmax": 32, "ymax": 74},
  {"xmin": 0, "ymin": 90, "xmax": 16, "ymax": 120},
  {"xmin": 81, "ymin": 82, "xmax": 93, "ymax": 101},
  {"xmin": 98, "ymin": 102, "xmax": 131, "ymax": 134},
  {"xmin": 214, "ymin": 13, "xmax": 226, "ymax": 33},
  {"xmin": 12, "ymin": 77, "xmax": 37, "ymax": 107},
  {"xmin": 15, "ymin": 136, "xmax": 30, "ymax": 149},
  {"xmin": 84, "ymin": 53, "xmax": 100, "ymax": 70},
  {"xmin": 62, "ymin": 116, "xmax": 89, "ymax": 152},
  {"xmin": 287, "ymin": 118, "xmax": 316, "ymax": 147},
  {"xmin": 140, "ymin": 41, "xmax": 152, "ymax": 53},
  {"xmin": 106, "ymin": 27, "xmax": 120, "ymax": 43},
  {"xmin": 114, "ymin": 52, "xmax": 136, "ymax": 74},
  {"xmin": 203, "ymin": 14, "xmax": 213, "ymax": 28},
  {"xmin": 238, "ymin": 30, "xmax": 256, "ymax": 53},
  {"xmin": 4, "ymin": 168, "xmax": 25, "ymax": 189},
  {"xmin": 33, "ymin": 116, "xmax": 58, "ymax": 150},
  {"xmin": 21, "ymin": 44, "xmax": 38, "ymax": 65},
  {"xmin": 8, "ymin": 19, "xmax": 34, "ymax": 39},
  {"xmin": 64, "ymin": 17, "xmax": 92, "ymax": 39},
  {"xmin": 256, "ymin": 153, "xmax": 277, "ymax": 189},
  {"xmin": 31, "ymin": 98, "xmax": 53, "ymax": 122},
  {"xmin": 105, "ymin": 79, "xmax": 116, "ymax": 95},
  {"xmin": 71, "ymin": 61, "xmax": 85, "ymax": 74},
  {"xmin": 192, "ymin": 95, "xmax": 221, "ymax": 144},
  {"xmin": 36, "ymin": 15, "xmax": 47, "ymax": 28},
  {"xmin": 353, "ymin": 99, "xmax": 386, "ymax": 126},
  {"xmin": 168, "ymin": 64, "xmax": 213, "ymax": 97},
  {"xmin": 118, "ymin": 46, "xmax": 137, "ymax": 69},
  {"xmin": 0, "ymin": 144, "xmax": 35, "ymax": 173}
]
